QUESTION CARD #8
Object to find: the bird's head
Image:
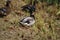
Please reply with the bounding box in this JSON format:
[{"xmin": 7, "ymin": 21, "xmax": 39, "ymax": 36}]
[{"xmin": 5, "ymin": 0, "xmax": 11, "ymax": 7}]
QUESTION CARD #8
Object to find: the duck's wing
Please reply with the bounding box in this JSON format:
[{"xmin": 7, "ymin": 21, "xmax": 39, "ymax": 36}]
[
  {"xmin": 21, "ymin": 17, "xmax": 33, "ymax": 22},
  {"xmin": 0, "ymin": 8, "xmax": 7, "ymax": 13}
]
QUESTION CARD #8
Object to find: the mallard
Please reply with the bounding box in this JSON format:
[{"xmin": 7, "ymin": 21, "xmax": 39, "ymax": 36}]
[
  {"xmin": 21, "ymin": 0, "xmax": 38, "ymax": 13},
  {"xmin": 0, "ymin": 0, "xmax": 11, "ymax": 17},
  {"xmin": 20, "ymin": 14, "xmax": 35, "ymax": 26}
]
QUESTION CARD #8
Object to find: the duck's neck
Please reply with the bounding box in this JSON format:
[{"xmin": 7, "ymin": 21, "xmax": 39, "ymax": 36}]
[
  {"xmin": 29, "ymin": 0, "xmax": 38, "ymax": 6},
  {"xmin": 33, "ymin": 0, "xmax": 38, "ymax": 6},
  {"xmin": 30, "ymin": 14, "xmax": 35, "ymax": 19},
  {"xmin": 5, "ymin": 0, "xmax": 11, "ymax": 7}
]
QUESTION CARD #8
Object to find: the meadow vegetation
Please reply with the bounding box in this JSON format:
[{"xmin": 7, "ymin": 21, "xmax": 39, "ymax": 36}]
[{"xmin": 0, "ymin": 0, "xmax": 60, "ymax": 40}]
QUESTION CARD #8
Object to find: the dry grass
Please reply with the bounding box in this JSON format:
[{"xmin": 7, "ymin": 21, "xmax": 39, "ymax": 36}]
[{"xmin": 0, "ymin": 0, "xmax": 60, "ymax": 40}]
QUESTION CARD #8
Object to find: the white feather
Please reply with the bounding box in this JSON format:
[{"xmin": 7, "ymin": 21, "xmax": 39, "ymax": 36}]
[{"xmin": 20, "ymin": 17, "xmax": 35, "ymax": 26}]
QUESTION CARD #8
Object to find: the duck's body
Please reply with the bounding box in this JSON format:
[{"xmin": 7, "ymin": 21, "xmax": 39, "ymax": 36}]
[
  {"xmin": 21, "ymin": 5, "xmax": 35, "ymax": 13},
  {"xmin": 21, "ymin": 0, "xmax": 38, "ymax": 13},
  {"xmin": 20, "ymin": 17, "xmax": 35, "ymax": 26}
]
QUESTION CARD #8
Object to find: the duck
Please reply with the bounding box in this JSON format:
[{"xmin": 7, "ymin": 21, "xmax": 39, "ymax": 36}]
[
  {"xmin": 20, "ymin": 14, "xmax": 35, "ymax": 26},
  {"xmin": 0, "ymin": 0, "xmax": 11, "ymax": 17},
  {"xmin": 21, "ymin": 0, "xmax": 38, "ymax": 13}
]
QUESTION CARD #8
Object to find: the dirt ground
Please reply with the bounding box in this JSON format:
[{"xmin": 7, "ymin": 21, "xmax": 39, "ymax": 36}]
[{"xmin": 0, "ymin": 0, "xmax": 60, "ymax": 40}]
